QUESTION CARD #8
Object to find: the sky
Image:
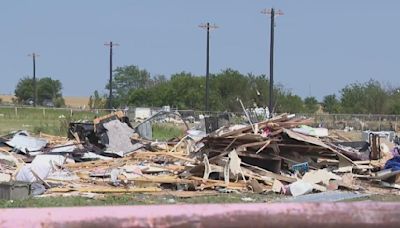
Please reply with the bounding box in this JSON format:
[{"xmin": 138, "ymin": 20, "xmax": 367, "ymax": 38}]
[{"xmin": 0, "ymin": 0, "xmax": 399, "ymax": 100}]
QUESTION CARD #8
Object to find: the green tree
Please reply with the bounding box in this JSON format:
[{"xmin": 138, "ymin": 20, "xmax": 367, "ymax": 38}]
[
  {"xmin": 322, "ymin": 94, "xmax": 341, "ymax": 113},
  {"xmin": 276, "ymin": 93, "xmax": 304, "ymax": 113},
  {"xmin": 340, "ymin": 79, "xmax": 387, "ymax": 114},
  {"xmin": 304, "ymin": 96, "xmax": 319, "ymax": 113},
  {"xmin": 14, "ymin": 77, "xmax": 64, "ymax": 107},
  {"xmin": 14, "ymin": 77, "xmax": 34, "ymax": 104},
  {"xmin": 37, "ymin": 77, "xmax": 63, "ymax": 105},
  {"xmin": 385, "ymin": 88, "xmax": 400, "ymax": 114},
  {"xmin": 213, "ymin": 69, "xmax": 251, "ymax": 112},
  {"xmin": 107, "ymin": 65, "xmax": 152, "ymax": 106}
]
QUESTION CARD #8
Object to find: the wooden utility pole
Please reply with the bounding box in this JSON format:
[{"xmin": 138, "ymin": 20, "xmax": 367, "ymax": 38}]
[
  {"xmin": 104, "ymin": 41, "xmax": 119, "ymax": 110},
  {"xmin": 28, "ymin": 53, "xmax": 39, "ymax": 107},
  {"xmin": 262, "ymin": 8, "xmax": 283, "ymax": 115},
  {"xmin": 199, "ymin": 22, "xmax": 218, "ymax": 113}
]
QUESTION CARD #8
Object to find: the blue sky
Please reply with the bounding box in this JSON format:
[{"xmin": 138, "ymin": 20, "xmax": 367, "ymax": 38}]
[{"xmin": 0, "ymin": 0, "xmax": 399, "ymax": 100}]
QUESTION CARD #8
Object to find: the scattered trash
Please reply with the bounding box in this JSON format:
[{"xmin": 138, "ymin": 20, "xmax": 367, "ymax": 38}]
[
  {"xmin": 241, "ymin": 197, "xmax": 255, "ymax": 202},
  {"xmin": 288, "ymin": 180, "xmax": 314, "ymax": 197}
]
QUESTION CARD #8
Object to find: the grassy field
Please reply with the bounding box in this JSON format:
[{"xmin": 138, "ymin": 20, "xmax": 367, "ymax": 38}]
[
  {"xmin": 0, "ymin": 95, "xmax": 89, "ymax": 108},
  {"xmin": 0, "ymin": 107, "xmax": 108, "ymax": 136},
  {"xmin": 0, "ymin": 107, "xmax": 185, "ymax": 141}
]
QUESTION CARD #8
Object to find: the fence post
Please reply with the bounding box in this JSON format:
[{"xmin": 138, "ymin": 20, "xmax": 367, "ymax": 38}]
[
  {"xmin": 396, "ymin": 116, "xmax": 398, "ymax": 132},
  {"xmin": 43, "ymin": 108, "xmax": 46, "ymax": 117},
  {"xmin": 379, "ymin": 116, "xmax": 382, "ymax": 131},
  {"xmin": 14, "ymin": 107, "xmax": 17, "ymax": 118},
  {"xmin": 70, "ymin": 109, "xmax": 73, "ymax": 117},
  {"xmin": 333, "ymin": 114, "xmax": 337, "ymax": 129}
]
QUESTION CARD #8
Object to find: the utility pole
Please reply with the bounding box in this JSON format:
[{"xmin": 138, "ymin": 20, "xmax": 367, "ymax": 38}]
[
  {"xmin": 261, "ymin": 8, "xmax": 283, "ymax": 116},
  {"xmin": 104, "ymin": 41, "xmax": 119, "ymax": 110},
  {"xmin": 199, "ymin": 22, "xmax": 218, "ymax": 113},
  {"xmin": 28, "ymin": 53, "xmax": 39, "ymax": 107}
]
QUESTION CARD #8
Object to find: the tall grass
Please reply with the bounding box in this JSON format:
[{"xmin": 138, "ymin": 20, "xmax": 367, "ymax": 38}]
[{"xmin": 0, "ymin": 107, "xmax": 108, "ymax": 136}]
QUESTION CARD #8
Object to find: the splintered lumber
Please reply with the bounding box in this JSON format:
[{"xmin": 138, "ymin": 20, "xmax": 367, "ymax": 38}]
[
  {"xmin": 49, "ymin": 186, "xmax": 161, "ymax": 193},
  {"xmin": 134, "ymin": 151, "xmax": 196, "ymax": 163},
  {"xmin": 237, "ymin": 140, "xmax": 272, "ymax": 151},
  {"xmin": 218, "ymin": 114, "xmax": 289, "ymax": 137},
  {"xmin": 64, "ymin": 159, "xmax": 125, "ymax": 169},
  {"xmin": 0, "ymin": 147, "xmax": 11, "ymax": 152},
  {"xmin": 93, "ymin": 110, "xmax": 125, "ymax": 125},
  {"xmin": 189, "ymin": 176, "xmax": 247, "ymax": 189},
  {"xmin": 284, "ymin": 129, "xmax": 354, "ymax": 167},
  {"xmin": 145, "ymin": 190, "xmax": 219, "ymax": 198},
  {"xmin": 127, "ymin": 175, "xmax": 195, "ymax": 184},
  {"xmin": 241, "ymin": 162, "xmax": 296, "ymax": 183},
  {"xmin": 39, "ymin": 133, "xmax": 70, "ymax": 145}
]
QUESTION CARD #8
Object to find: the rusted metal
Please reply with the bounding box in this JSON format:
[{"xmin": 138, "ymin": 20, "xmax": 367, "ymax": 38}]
[{"xmin": 0, "ymin": 202, "xmax": 399, "ymax": 227}]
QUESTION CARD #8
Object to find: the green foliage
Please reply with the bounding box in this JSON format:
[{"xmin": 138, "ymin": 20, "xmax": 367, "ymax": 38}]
[
  {"xmin": 322, "ymin": 94, "xmax": 341, "ymax": 113},
  {"xmin": 14, "ymin": 77, "xmax": 64, "ymax": 107},
  {"xmin": 304, "ymin": 96, "xmax": 319, "ymax": 113},
  {"xmin": 107, "ymin": 65, "xmax": 153, "ymax": 106},
  {"xmin": 152, "ymin": 124, "xmax": 184, "ymax": 140},
  {"xmin": 95, "ymin": 64, "xmax": 400, "ymax": 115},
  {"xmin": 276, "ymin": 93, "xmax": 304, "ymax": 113},
  {"xmin": 125, "ymin": 66, "xmax": 290, "ymax": 112},
  {"xmin": 14, "ymin": 77, "xmax": 34, "ymax": 103},
  {"xmin": 340, "ymin": 79, "xmax": 388, "ymax": 114},
  {"xmin": 385, "ymin": 88, "xmax": 400, "ymax": 114}
]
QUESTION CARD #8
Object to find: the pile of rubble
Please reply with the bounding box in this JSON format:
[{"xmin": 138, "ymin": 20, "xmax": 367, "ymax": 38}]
[{"xmin": 0, "ymin": 112, "xmax": 399, "ymax": 199}]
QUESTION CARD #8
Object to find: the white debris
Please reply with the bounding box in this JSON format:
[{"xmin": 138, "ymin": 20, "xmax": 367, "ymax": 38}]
[{"xmin": 6, "ymin": 131, "xmax": 48, "ymax": 154}]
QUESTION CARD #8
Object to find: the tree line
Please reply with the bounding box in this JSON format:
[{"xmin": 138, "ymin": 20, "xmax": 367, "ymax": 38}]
[
  {"xmin": 11, "ymin": 65, "xmax": 400, "ymax": 114},
  {"xmin": 89, "ymin": 65, "xmax": 400, "ymax": 115}
]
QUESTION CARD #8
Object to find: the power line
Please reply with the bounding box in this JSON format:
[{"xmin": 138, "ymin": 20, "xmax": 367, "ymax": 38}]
[
  {"xmin": 261, "ymin": 8, "xmax": 283, "ymax": 116},
  {"xmin": 104, "ymin": 41, "xmax": 119, "ymax": 110},
  {"xmin": 28, "ymin": 52, "xmax": 39, "ymax": 107},
  {"xmin": 199, "ymin": 22, "xmax": 218, "ymax": 113}
]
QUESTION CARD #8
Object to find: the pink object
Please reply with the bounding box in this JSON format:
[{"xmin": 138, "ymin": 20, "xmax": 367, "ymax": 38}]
[{"xmin": 0, "ymin": 202, "xmax": 400, "ymax": 227}]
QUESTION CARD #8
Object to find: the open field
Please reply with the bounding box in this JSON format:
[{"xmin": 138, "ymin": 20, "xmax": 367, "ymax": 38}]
[
  {"xmin": 0, "ymin": 95, "xmax": 89, "ymax": 108},
  {"xmin": 0, "ymin": 107, "xmax": 185, "ymax": 140},
  {"xmin": 0, "ymin": 107, "xmax": 106, "ymax": 136}
]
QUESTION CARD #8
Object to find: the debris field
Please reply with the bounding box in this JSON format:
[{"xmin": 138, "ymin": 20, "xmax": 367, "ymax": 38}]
[{"xmin": 1, "ymin": 111, "xmax": 400, "ymax": 200}]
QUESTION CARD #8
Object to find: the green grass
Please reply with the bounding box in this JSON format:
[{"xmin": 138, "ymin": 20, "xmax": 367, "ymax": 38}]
[
  {"xmin": 152, "ymin": 123, "xmax": 185, "ymax": 140},
  {"xmin": 0, "ymin": 107, "xmax": 108, "ymax": 136},
  {"xmin": 0, "ymin": 192, "xmax": 282, "ymax": 208}
]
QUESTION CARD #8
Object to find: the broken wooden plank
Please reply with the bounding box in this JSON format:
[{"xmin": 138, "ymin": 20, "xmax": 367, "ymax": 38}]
[
  {"xmin": 241, "ymin": 162, "xmax": 296, "ymax": 183},
  {"xmin": 49, "ymin": 186, "xmax": 162, "ymax": 193}
]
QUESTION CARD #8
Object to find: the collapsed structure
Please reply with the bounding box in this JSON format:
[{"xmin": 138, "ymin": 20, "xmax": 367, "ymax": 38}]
[{"xmin": 0, "ymin": 111, "xmax": 399, "ymax": 200}]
